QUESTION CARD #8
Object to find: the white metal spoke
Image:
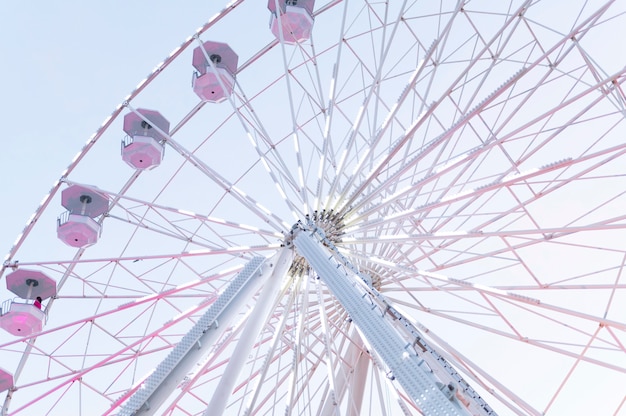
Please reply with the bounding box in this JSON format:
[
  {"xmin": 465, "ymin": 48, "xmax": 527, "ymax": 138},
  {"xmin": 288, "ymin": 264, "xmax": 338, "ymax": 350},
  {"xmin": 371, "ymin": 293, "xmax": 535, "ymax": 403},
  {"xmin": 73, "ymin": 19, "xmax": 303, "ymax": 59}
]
[
  {"xmin": 203, "ymin": 249, "xmax": 292, "ymax": 416},
  {"xmin": 126, "ymin": 104, "xmax": 291, "ymax": 232},
  {"xmin": 242, "ymin": 276, "xmax": 298, "ymax": 415},
  {"xmin": 314, "ymin": 276, "xmax": 340, "ymax": 416},
  {"xmin": 273, "ymin": 0, "xmax": 311, "ymax": 214},
  {"xmin": 284, "ymin": 270, "xmax": 311, "ymax": 416},
  {"xmin": 326, "ymin": 0, "xmax": 411, "ymax": 209},
  {"xmin": 3, "ymin": 1, "xmax": 626, "ymax": 415},
  {"xmin": 195, "ymin": 37, "xmax": 305, "ymax": 224},
  {"xmin": 314, "ymin": 0, "xmax": 349, "ymax": 211}
]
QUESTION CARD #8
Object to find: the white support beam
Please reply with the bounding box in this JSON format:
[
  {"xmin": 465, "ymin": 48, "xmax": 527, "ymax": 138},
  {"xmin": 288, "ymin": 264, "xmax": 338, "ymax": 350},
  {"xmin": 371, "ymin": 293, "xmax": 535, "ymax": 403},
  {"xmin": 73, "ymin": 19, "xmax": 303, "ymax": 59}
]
[
  {"xmin": 318, "ymin": 328, "xmax": 370, "ymax": 416},
  {"xmin": 203, "ymin": 247, "xmax": 294, "ymax": 416},
  {"xmin": 347, "ymin": 331, "xmax": 369, "ymax": 416},
  {"xmin": 293, "ymin": 228, "xmax": 496, "ymax": 416},
  {"xmin": 116, "ymin": 255, "xmax": 268, "ymax": 415},
  {"xmin": 242, "ymin": 273, "xmax": 300, "ymax": 416},
  {"xmin": 284, "ymin": 273, "xmax": 310, "ymax": 416},
  {"xmin": 315, "ymin": 277, "xmax": 341, "ymax": 416},
  {"xmin": 296, "ymin": 226, "xmax": 498, "ymax": 416},
  {"xmin": 293, "ymin": 230, "xmax": 468, "ymax": 416}
]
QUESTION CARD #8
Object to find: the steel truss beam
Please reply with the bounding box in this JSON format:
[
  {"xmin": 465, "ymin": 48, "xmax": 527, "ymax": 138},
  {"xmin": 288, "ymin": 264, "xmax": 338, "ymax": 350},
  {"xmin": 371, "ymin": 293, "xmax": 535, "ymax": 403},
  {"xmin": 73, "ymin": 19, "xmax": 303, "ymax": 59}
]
[
  {"xmin": 203, "ymin": 248, "xmax": 293, "ymax": 415},
  {"xmin": 292, "ymin": 225, "xmax": 497, "ymax": 416},
  {"xmin": 115, "ymin": 255, "xmax": 271, "ymax": 415}
]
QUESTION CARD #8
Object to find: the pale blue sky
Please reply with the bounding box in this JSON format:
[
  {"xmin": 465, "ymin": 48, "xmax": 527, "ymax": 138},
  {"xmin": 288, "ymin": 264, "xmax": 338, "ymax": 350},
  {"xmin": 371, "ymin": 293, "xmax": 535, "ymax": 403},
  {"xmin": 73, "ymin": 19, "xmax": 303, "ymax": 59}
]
[
  {"xmin": 0, "ymin": 2, "xmax": 218, "ymax": 252},
  {"xmin": 0, "ymin": 2, "xmax": 625, "ymax": 414}
]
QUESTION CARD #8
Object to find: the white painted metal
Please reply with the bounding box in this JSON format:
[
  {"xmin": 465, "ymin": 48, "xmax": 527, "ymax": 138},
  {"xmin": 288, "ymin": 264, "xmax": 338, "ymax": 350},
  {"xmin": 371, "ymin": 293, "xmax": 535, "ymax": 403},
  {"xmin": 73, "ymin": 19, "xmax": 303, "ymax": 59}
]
[
  {"xmin": 318, "ymin": 329, "xmax": 369, "ymax": 416},
  {"xmin": 203, "ymin": 248, "xmax": 293, "ymax": 416},
  {"xmin": 314, "ymin": 276, "xmax": 341, "ymax": 416},
  {"xmin": 241, "ymin": 273, "xmax": 300, "ymax": 416},
  {"xmin": 2, "ymin": 1, "xmax": 626, "ymax": 415},
  {"xmin": 293, "ymin": 228, "xmax": 469, "ymax": 416},
  {"xmin": 305, "ymin": 225, "xmax": 498, "ymax": 416},
  {"xmin": 117, "ymin": 256, "xmax": 267, "ymax": 415},
  {"xmin": 284, "ymin": 270, "xmax": 312, "ymax": 416}
]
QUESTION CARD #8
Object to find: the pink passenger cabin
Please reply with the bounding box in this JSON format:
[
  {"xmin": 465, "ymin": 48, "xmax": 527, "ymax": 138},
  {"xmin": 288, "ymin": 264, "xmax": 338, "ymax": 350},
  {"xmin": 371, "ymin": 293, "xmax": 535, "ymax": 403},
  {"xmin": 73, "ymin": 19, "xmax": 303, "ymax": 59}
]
[
  {"xmin": 268, "ymin": 0, "xmax": 315, "ymax": 44},
  {"xmin": 0, "ymin": 367, "xmax": 13, "ymax": 393},
  {"xmin": 0, "ymin": 269, "xmax": 56, "ymax": 337},
  {"xmin": 57, "ymin": 184, "xmax": 109, "ymax": 248},
  {"xmin": 192, "ymin": 41, "xmax": 238, "ymax": 103},
  {"xmin": 122, "ymin": 109, "xmax": 170, "ymax": 170},
  {"xmin": 0, "ymin": 301, "xmax": 46, "ymax": 336}
]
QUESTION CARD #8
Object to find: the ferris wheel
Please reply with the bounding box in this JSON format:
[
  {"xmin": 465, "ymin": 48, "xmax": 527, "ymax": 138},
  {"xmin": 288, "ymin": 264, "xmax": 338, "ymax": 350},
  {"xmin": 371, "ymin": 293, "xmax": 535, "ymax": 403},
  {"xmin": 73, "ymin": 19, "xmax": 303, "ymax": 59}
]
[{"xmin": 2, "ymin": 0, "xmax": 626, "ymax": 414}]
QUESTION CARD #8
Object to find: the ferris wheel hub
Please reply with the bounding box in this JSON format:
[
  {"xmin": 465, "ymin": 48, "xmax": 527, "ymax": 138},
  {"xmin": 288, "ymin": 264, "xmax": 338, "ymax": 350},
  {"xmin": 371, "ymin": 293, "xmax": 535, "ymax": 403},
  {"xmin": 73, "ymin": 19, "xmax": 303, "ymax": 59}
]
[{"xmin": 287, "ymin": 210, "xmax": 345, "ymax": 276}]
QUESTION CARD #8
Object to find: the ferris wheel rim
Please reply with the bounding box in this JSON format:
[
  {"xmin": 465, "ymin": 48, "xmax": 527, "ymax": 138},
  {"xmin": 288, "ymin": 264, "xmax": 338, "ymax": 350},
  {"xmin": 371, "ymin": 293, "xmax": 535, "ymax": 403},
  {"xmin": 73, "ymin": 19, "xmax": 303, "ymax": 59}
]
[{"xmin": 2, "ymin": 1, "xmax": 626, "ymax": 415}]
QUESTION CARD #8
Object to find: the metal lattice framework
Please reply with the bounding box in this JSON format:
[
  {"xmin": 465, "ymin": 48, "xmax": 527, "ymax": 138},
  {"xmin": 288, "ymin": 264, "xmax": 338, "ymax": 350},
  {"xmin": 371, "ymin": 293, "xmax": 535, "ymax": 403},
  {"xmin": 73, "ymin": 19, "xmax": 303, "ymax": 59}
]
[{"xmin": 2, "ymin": 0, "xmax": 626, "ymax": 415}]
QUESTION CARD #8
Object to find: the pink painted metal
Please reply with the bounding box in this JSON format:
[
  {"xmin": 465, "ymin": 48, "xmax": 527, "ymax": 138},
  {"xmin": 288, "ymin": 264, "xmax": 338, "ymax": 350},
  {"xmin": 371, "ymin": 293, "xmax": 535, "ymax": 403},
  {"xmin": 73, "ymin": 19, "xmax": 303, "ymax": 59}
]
[
  {"xmin": 192, "ymin": 41, "xmax": 238, "ymax": 75},
  {"xmin": 57, "ymin": 213, "xmax": 101, "ymax": 248},
  {"xmin": 122, "ymin": 108, "xmax": 170, "ymax": 140},
  {"xmin": 267, "ymin": 0, "xmax": 314, "ymax": 15},
  {"xmin": 0, "ymin": 301, "xmax": 45, "ymax": 336},
  {"xmin": 61, "ymin": 184, "xmax": 109, "ymax": 218},
  {"xmin": 6, "ymin": 269, "xmax": 56, "ymax": 300},
  {"xmin": 0, "ymin": 367, "xmax": 13, "ymax": 392},
  {"xmin": 192, "ymin": 70, "xmax": 235, "ymax": 103},
  {"xmin": 192, "ymin": 41, "xmax": 238, "ymax": 103},
  {"xmin": 121, "ymin": 109, "xmax": 170, "ymax": 169},
  {"xmin": 122, "ymin": 135, "xmax": 165, "ymax": 170},
  {"xmin": 268, "ymin": 0, "xmax": 315, "ymax": 44}
]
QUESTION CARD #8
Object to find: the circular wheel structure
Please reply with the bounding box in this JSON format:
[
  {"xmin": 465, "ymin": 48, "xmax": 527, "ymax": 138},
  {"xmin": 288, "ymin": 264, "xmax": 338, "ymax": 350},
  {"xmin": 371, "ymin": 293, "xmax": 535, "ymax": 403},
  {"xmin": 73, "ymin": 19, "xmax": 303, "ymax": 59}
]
[{"xmin": 2, "ymin": 1, "xmax": 626, "ymax": 415}]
